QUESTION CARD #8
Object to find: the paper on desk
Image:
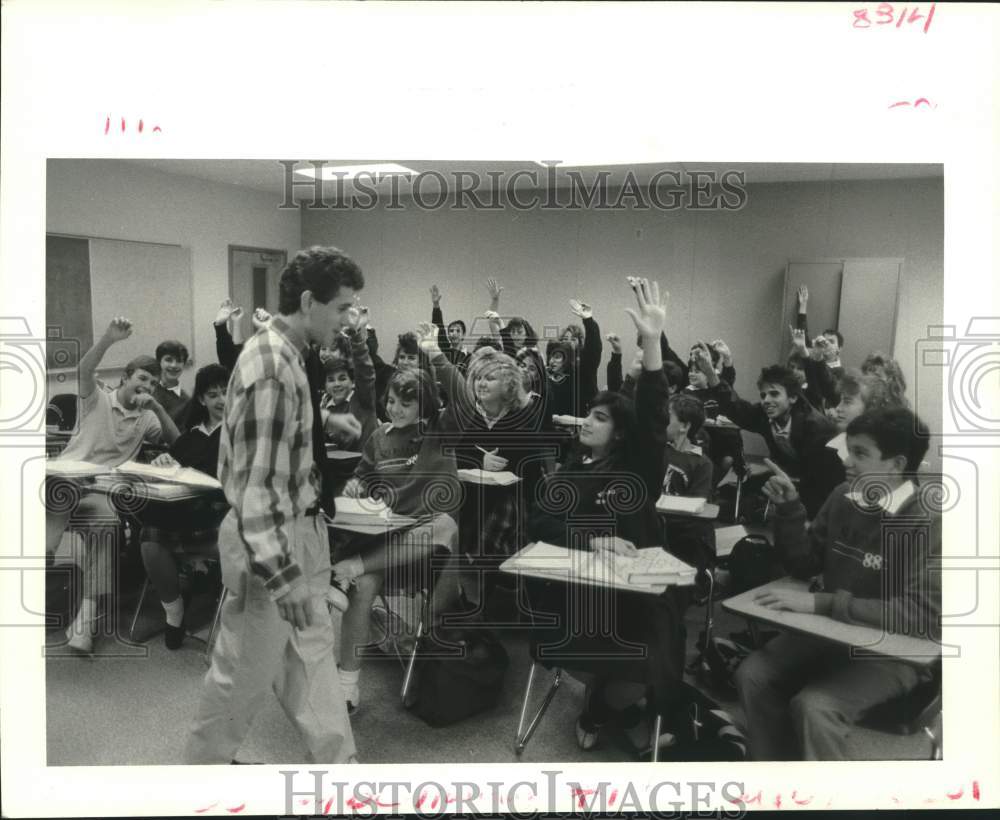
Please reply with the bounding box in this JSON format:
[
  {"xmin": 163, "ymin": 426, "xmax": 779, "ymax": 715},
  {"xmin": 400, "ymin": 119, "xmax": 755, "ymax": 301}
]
[
  {"xmin": 457, "ymin": 468, "xmax": 521, "ymax": 486},
  {"xmin": 45, "ymin": 459, "xmax": 111, "ymax": 478},
  {"xmin": 714, "ymin": 524, "xmax": 749, "ymax": 558},
  {"xmin": 655, "ymin": 494, "xmax": 706, "ymax": 514},
  {"xmin": 114, "ymin": 460, "xmax": 221, "ymax": 490}
]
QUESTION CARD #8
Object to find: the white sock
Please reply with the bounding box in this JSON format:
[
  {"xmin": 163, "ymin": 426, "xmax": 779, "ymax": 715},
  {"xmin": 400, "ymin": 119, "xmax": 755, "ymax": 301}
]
[
  {"xmin": 161, "ymin": 596, "xmax": 185, "ymax": 627},
  {"xmin": 339, "ymin": 667, "xmax": 361, "ymax": 700},
  {"xmin": 69, "ymin": 597, "xmax": 97, "ymax": 636}
]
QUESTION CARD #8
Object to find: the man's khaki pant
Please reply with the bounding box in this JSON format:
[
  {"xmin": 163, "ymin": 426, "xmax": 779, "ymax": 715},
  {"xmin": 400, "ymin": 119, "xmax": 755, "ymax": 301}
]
[{"xmin": 184, "ymin": 511, "xmax": 356, "ymax": 764}]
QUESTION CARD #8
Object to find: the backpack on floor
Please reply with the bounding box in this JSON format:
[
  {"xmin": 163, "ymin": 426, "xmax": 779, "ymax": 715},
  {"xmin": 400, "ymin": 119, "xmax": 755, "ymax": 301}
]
[
  {"xmin": 670, "ymin": 683, "xmax": 748, "ymax": 761},
  {"xmin": 727, "ymin": 534, "xmax": 783, "ymax": 594},
  {"xmin": 407, "ymin": 629, "xmax": 510, "ymax": 728}
]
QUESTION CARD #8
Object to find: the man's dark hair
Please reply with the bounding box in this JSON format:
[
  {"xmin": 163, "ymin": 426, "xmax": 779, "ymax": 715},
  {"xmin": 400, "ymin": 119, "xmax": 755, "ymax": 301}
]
[
  {"xmin": 846, "ymin": 406, "xmax": 929, "ymax": 477},
  {"xmin": 184, "ymin": 363, "xmax": 230, "ymax": 428},
  {"xmin": 662, "ymin": 361, "xmax": 685, "ymax": 390},
  {"xmin": 822, "ymin": 328, "xmax": 845, "ymax": 349},
  {"xmin": 669, "ymin": 393, "xmax": 706, "ymax": 440},
  {"xmin": 155, "ymin": 340, "xmax": 189, "ymax": 364},
  {"xmin": 323, "ymin": 356, "xmax": 355, "ymax": 381},
  {"xmin": 278, "ymin": 246, "xmax": 364, "ymax": 315},
  {"xmin": 395, "ymin": 331, "xmax": 420, "ymax": 359},
  {"xmin": 756, "ymin": 364, "xmax": 802, "ymax": 402},
  {"xmin": 124, "ymin": 355, "xmax": 161, "ymax": 379},
  {"xmin": 447, "ymin": 319, "xmax": 467, "ymax": 336}
]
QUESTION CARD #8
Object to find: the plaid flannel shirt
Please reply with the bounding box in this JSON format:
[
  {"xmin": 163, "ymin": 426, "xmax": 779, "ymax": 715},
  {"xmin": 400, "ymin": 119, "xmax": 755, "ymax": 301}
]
[{"xmin": 219, "ymin": 314, "xmax": 320, "ymax": 599}]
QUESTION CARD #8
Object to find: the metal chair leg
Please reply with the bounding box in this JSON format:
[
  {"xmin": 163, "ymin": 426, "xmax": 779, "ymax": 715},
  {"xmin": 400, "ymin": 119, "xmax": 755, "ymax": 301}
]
[
  {"xmin": 400, "ymin": 589, "xmax": 429, "ymax": 703},
  {"xmin": 128, "ymin": 578, "xmax": 150, "ymax": 641},
  {"xmin": 733, "ymin": 472, "xmax": 743, "ymax": 521},
  {"xmin": 514, "ymin": 663, "xmax": 563, "ymax": 756},
  {"xmin": 203, "ymin": 587, "xmax": 227, "ymax": 665},
  {"xmin": 650, "ymin": 713, "xmax": 664, "ymax": 763}
]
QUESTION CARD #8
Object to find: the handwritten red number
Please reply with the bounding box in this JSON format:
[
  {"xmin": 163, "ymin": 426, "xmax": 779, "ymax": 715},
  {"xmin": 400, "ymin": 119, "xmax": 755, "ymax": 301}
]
[
  {"xmin": 875, "ymin": 3, "xmax": 895, "ymax": 24},
  {"xmin": 923, "ymin": 3, "xmax": 936, "ymax": 33},
  {"xmin": 973, "ymin": 781, "xmax": 980, "ymax": 800},
  {"xmin": 853, "ymin": 8, "xmax": 871, "ymax": 27},
  {"xmin": 897, "ymin": 7, "xmax": 907, "ymax": 26}
]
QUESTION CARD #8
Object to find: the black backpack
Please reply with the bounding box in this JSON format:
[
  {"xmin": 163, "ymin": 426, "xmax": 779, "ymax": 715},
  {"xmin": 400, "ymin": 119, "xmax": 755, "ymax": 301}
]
[
  {"xmin": 407, "ymin": 629, "xmax": 510, "ymax": 728},
  {"xmin": 727, "ymin": 534, "xmax": 783, "ymax": 594}
]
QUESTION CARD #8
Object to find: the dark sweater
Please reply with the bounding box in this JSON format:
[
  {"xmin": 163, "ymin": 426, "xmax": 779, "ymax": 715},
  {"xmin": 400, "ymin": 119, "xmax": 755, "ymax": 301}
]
[
  {"xmin": 320, "ymin": 329, "xmax": 377, "ymax": 451},
  {"xmin": 527, "ymin": 367, "xmax": 670, "ymax": 551},
  {"xmin": 774, "ymin": 482, "xmax": 941, "ymax": 641},
  {"xmin": 577, "ymin": 316, "xmax": 603, "ymax": 409},
  {"xmin": 153, "ymin": 384, "xmax": 190, "ymax": 429},
  {"xmin": 170, "ymin": 425, "xmax": 221, "ymax": 477},
  {"xmin": 714, "ymin": 383, "xmax": 844, "ymax": 517}
]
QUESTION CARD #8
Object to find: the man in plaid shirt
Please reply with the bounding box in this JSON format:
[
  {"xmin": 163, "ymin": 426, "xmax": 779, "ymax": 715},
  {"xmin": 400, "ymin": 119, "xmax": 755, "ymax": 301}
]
[{"xmin": 185, "ymin": 246, "xmax": 364, "ymax": 764}]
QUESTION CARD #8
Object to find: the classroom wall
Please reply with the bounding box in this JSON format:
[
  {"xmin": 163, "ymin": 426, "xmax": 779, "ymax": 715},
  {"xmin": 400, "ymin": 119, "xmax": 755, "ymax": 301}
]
[
  {"xmin": 300, "ymin": 176, "xmax": 944, "ymax": 457},
  {"xmin": 46, "ymin": 159, "xmax": 300, "ymax": 396}
]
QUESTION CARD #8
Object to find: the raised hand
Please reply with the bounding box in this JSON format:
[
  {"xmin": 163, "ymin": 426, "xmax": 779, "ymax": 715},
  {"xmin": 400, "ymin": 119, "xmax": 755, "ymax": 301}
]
[
  {"xmin": 623, "ymin": 277, "xmax": 668, "ymax": 338},
  {"xmin": 797, "ymin": 284, "xmax": 809, "ymax": 307},
  {"xmin": 711, "ymin": 338, "xmax": 732, "ymax": 362},
  {"xmin": 430, "ymin": 284, "xmax": 441, "ymax": 305},
  {"xmin": 415, "ymin": 321, "xmax": 441, "ymax": 355},
  {"xmin": 104, "ymin": 316, "xmax": 133, "ymax": 343},
  {"xmin": 690, "ymin": 345, "xmax": 715, "ymax": 376},
  {"xmin": 486, "ymin": 278, "xmax": 504, "ymax": 301},
  {"xmin": 325, "ymin": 412, "xmax": 363, "ymax": 440},
  {"xmin": 761, "ymin": 458, "xmax": 799, "ymax": 504},
  {"xmin": 214, "ymin": 298, "xmax": 243, "ymax": 326},
  {"xmin": 252, "ymin": 307, "xmax": 273, "ymax": 333},
  {"xmin": 569, "ymin": 299, "xmax": 593, "ymax": 320},
  {"xmin": 605, "ymin": 333, "xmax": 622, "ymax": 354},
  {"xmin": 788, "ymin": 325, "xmax": 808, "ymax": 353},
  {"xmin": 626, "ymin": 348, "xmax": 643, "ymax": 379}
]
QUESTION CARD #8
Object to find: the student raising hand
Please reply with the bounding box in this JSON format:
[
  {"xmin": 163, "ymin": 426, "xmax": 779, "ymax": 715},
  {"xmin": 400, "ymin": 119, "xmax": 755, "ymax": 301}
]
[
  {"xmin": 104, "ymin": 316, "xmax": 133, "ymax": 342},
  {"xmin": 251, "ymin": 307, "xmax": 272, "ymax": 333},
  {"xmin": 568, "ymin": 299, "xmax": 593, "ymax": 320},
  {"xmin": 761, "ymin": 458, "xmax": 799, "ymax": 504},
  {"xmin": 624, "ymin": 277, "xmax": 668, "ymax": 338},
  {"xmin": 789, "ymin": 325, "xmax": 809, "ymax": 354},
  {"xmin": 605, "ymin": 333, "xmax": 622, "ymax": 355},
  {"xmin": 414, "ymin": 321, "xmax": 441, "ymax": 356}
]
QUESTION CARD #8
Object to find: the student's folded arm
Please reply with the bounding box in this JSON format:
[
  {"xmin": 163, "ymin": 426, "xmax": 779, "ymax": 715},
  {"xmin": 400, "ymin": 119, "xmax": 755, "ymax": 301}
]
[
  {"xmin": 232, "ymin": 379, "xmax": 303, "ymax": 601},
  {"xmin": 607, "ymin": 352, "xmax": 623, "ymax": 393},
  {"xmin": 214, "ymin": 322, "xmax": 241, "ymax": 372},
  {"xmin": 773, "ymin": 494, "xmax": 826, "ymax": 579}
]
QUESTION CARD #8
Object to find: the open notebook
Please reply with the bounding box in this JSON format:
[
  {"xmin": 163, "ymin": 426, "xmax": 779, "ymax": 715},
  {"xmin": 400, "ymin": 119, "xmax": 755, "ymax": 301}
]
[
  {"xmin": 501, "ymin": 542, "xmax": 697, "ymax": 593},
  {"xmin": 456, "ymin": 468, "xmax": 521, "ymax": 486},
  {"xmin": 46, "ymin": 459, "xmax": 111, "ymax": 479},
  {"xmin": 655, "ymin": 494, "xmax": 707, "ymax": 515},
  {"xmin": 113, "ymin": 460, "xmax": 222, "ymax": 490},
  {"xmin": 330, "ymin": 496, "xmax": 417, "ymax": 527}
]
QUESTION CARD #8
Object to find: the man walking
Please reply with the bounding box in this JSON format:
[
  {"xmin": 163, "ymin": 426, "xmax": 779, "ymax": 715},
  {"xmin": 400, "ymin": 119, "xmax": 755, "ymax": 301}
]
[{"xmin": 185, "ymin": 246, "xmax": 364, "ymax": 764}]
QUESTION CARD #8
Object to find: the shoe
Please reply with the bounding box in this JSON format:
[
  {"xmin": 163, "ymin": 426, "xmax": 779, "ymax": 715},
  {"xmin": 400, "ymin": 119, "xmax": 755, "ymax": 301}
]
[
  {"xmin": 165, "ymin": 623, "xmax": 185, "ymax": 651},
  {"xmin": 574, "ymin": 713, "xmax": 603, "ymax": 750},
  {"xmin": 326, "ymin": 579, "xmax": 350, "ymax": 613}
]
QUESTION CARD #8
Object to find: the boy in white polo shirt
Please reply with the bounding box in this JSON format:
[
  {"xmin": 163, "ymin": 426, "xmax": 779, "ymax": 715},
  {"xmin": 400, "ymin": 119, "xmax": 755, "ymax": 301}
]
[{"xmin": 47, "ymin": 317, "xmax": 180, "ymax": 654}]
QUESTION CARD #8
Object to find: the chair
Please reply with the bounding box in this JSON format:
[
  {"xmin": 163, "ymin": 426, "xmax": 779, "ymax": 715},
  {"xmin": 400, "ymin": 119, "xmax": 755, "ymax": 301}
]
[
  {"xmin": 128, "ymin": 555, "xmax": 225, "ymax": 664},
  {"xmin": 858, "ymin": 658, "xmax": 942, "ymax": 759},
  {"xmin": 48, "ymin": 393, "xmax": 79, "ymax": 432},
  {"xmin": 512, "ymin": 575, "xmax": 684, "ymax": 762}
]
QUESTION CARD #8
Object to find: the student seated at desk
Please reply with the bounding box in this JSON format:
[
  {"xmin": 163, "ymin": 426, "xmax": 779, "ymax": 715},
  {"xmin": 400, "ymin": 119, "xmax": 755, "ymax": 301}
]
[
  {"xmin": 152, "ymin": 339, "xmax": 192, "ymax": 428},
  {"xmin": 47, "ymin": 317, "xmax": 180, "ymax": 655},
  {"xmin": 660, "ymin": 394, "xmax": 715, "ymax": 571},
  {"xmin": 319, "ymin": 318, "xmax": 376, "ymax": 453},
  {"xmin": 734, "ymin": 407, "xmax": 940, "ymax": 761},
  {"xmin": 328, "ymin": 362, "xmax": 461, "ymax": 714},
  {"xmin": 139, "ymin": 364, "xmax": 230, "ymax": 649},
  {"xmin": 526, "ymin": 278, "xmax": 689, "ymax": 755},
  {"xmin": 693, "ymin": 355, "xmax": 844, "ymax": 519}
]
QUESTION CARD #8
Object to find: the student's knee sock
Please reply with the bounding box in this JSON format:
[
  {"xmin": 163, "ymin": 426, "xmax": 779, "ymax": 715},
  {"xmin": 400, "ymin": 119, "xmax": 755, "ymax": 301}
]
[
  {"xmin": 161, "ymin": 596, "xmax": 185, "ymax": 627},
  {"xmin": 339, "ymin": 667, "xmax": 361, "ymax": 707}
]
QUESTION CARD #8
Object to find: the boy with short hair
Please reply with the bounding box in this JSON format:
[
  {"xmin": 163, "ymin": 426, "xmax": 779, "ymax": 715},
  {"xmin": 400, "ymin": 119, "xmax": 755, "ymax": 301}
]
[
  {"xmin": 734, "ymin": 407, "xmax": 940, "ymax": 760},
  {"xmin": 48, "ymin": 317, "xmax": 181, "ymax": 653},
  {"xmin": 320, "ymin": 321, "xmax": 376, "ymax": 454},
  {"xmin": 153, "ymin": 339, "xmax": 192, "ymax": 426},
  {"xmin": 695, "ymin": 355, "xmax": 843, "ymax": 518}
]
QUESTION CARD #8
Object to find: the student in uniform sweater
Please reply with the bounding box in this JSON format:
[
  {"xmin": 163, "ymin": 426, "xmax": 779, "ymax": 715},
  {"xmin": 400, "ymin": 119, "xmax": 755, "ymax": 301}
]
[
  {"xmin": 735, "ymin": 407, "xmax": 940, "ymax": 760},
  {"xmin": 319, "ymin": 320, "xmax": 377, "ymax": 453},
  {"xmin": 152, "ymin": 340, "xmax": 192, "ymax": 427},
  {"xmin": 328, "ymin": 364, "xmax": 462, "ymax": 714},
  {"xmin": 660, "ymin": 393, "xmax": 716, "ymax": 572},
  {"xmin": 526, "ymin": 277, "xmax": 690, "ymax": 756},
  {"xmin": 139, "ymin": 364, "xmax": 231, "ymax": 649},
  {"xmin": 694, "ymin": 355, "xmax": 844, "ymax": 519}
]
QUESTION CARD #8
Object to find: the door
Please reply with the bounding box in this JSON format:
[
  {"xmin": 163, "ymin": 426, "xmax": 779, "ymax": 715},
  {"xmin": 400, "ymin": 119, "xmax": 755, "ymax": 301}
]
[
  {"xmin": 228, "ymin": 246, "xmax": 287, "ymax": 320},
  {"xmin": 781, "ymin": 260, "xmax": 844, "ymax": 360}
]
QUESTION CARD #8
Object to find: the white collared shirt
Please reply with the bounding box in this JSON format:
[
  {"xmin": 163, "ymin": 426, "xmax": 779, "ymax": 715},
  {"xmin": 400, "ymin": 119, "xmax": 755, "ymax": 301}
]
[
  {"xmin": 844, "ymin": 480, "xmax": 916, "ymax": 514},
  {"xmin": 826, "ymin": 431, "xmax": 848, "ymax": 463},
  {"xmin": 195, "ymin": 420, "xmax": 222, "ymax": 436},
  {"xmin": 164, "ymin": 383, "xmax": 183, "ymax": 397}
]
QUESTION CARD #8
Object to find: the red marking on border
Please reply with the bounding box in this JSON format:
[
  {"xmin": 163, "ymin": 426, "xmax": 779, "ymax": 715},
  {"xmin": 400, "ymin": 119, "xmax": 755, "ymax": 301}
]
[
  {"xmin": 153, "ymin": 125, "xmax": 162, "ymax": 133},
  {"xmin": 120, "ymin": 117, "xmax": 126, "ymax": 133},
  {"xmin": 226, "ymin": 804, "xmax": 246, "ymax": 814},
  {"xmin": 104, "ymin": 116, "xmax": 110, "ymax": 135},
  {"xmin": 324, "ymin": 797, "xmax": 335, "ymax": 814},
  {"xmin": 973, "ymin": 781, "xmax": 980, "ymax": 800},
  {"xmin": 139, "ymin": 119, "xmax": 144, "ymax": 133},
  {"xmin": 775, "ymin": 793, "xmax": 782, "ymax": 809},
  {"xmin": 194, "ymin": 804, "xmax": 218, "ymax": 814},
  {"xmin": 946, "ymin": 788, "xmax": 963, "ymax": 800}
]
